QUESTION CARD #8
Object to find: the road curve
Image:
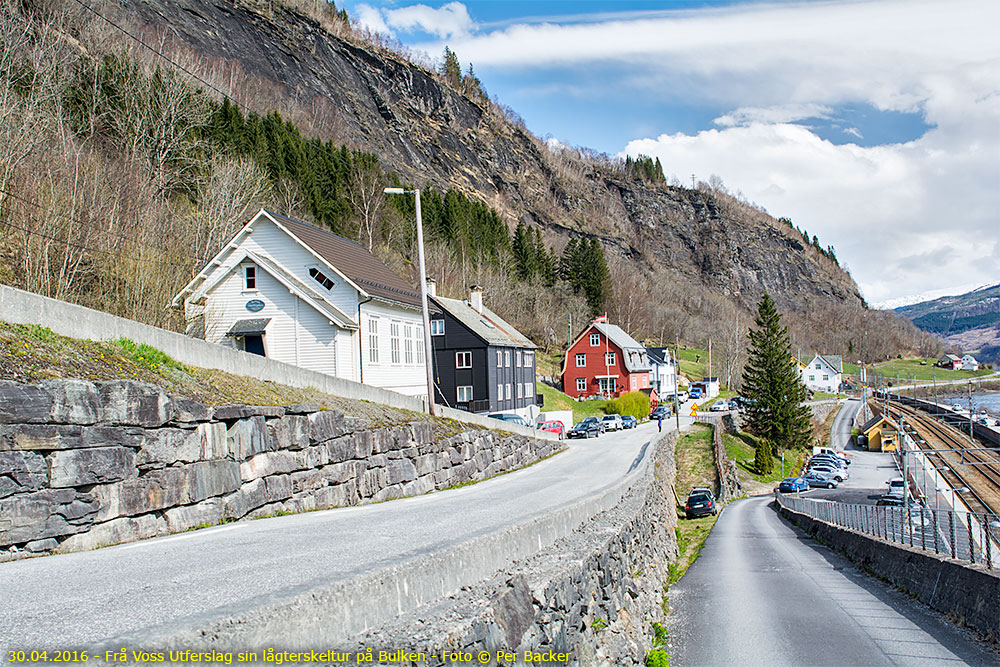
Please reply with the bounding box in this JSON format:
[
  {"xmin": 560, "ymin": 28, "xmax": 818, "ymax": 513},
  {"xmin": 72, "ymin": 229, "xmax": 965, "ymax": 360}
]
[
  {"xmin": 1, "ymin": 419, "xmax": 676, "ymax": 651},
  {"xmin": 668, "ymin": 496, "xmax": 998, "ymax": 666}
]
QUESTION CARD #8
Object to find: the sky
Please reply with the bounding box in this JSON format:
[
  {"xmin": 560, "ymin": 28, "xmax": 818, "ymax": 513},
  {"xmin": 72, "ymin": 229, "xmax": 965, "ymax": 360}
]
[{"xmin": 345, "ymin": 0, "xmax": 1000, "ymax": 308}]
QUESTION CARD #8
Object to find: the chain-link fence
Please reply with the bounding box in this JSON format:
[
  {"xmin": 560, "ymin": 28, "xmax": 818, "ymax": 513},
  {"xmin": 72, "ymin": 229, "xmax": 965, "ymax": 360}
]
[{"xmin": 775, "ymin": 492, "xmax": 1000, "ymax": 569}]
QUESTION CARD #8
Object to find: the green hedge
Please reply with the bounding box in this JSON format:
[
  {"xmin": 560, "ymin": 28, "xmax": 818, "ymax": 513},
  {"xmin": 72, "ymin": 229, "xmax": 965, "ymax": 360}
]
[{"xmin": 607, "ymin": 391, "xmax": 650, "ymax": 419}]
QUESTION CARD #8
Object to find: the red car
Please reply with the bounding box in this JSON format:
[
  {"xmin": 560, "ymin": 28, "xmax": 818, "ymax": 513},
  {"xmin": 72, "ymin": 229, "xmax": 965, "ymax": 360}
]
[{"xmin": 536, "ymin": 420, "xmax": 565, "ymax": 438}]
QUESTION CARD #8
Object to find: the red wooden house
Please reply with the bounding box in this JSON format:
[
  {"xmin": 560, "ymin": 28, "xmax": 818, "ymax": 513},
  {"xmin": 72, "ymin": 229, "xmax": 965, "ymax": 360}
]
[{"xmin": 562, "ymin": 319, "xmax": 652, "ymax": 399}]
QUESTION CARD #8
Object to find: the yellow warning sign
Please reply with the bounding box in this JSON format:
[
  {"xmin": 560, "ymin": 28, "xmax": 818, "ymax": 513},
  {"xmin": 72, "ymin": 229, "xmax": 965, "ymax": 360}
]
[{"xmin": 690, "ymin": 403, "xmax": 698, "ymax": 416}]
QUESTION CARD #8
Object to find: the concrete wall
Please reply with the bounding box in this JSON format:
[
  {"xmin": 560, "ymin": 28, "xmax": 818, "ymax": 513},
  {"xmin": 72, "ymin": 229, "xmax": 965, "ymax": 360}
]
[
  {"xmin": 777, "ymin": 501, "xmax": 1000, "ymax": 642},
  {"xmin": 0, "ymin": 379, "xmax": 561, "ymax": 559},
  {"xmin": 0, "ymin": 285, "xmax": 553, "ymax": 440}
]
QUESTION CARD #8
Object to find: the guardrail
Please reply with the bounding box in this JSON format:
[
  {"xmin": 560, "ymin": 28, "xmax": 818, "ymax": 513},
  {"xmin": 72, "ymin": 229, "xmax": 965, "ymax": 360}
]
[
  {"xmin": 885, "ymin": 392, "xmax": 1000, "ymax": 448},
  {"xmin": 775, "ymin": 493, "xmax": 1000, "ymax": 569}
]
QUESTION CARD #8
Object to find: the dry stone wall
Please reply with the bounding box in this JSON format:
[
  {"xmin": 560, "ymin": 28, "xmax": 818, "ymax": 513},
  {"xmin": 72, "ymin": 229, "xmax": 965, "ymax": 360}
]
[
  {"xmin": 350, "ymin": 432, "xmax": 680, "ymax": 666},
  {"xmin": 0, "ymin": 379, "xmax": 559, "ymax": 560}
]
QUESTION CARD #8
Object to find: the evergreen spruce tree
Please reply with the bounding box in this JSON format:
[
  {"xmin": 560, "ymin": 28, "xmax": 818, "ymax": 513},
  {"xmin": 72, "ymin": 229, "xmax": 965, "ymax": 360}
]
[
  {"xmin": 741, "ymin": 293, "xmax": 812, "ymax": 450},
  {"xmin": 753, "ymin": 439, "xmax": 775, "ymax": 474},
  {"xmin": 441, "ymin": 47, "xmax": 462, "ymax": 86}
]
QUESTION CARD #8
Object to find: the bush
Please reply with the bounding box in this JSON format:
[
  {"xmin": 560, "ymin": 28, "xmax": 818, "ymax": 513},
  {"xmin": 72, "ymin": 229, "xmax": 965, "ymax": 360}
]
[
  {"xmin": 646, "ymin": 649, "xmax": 670, "ymax": 667},
  {"xmin": 606, "ymin": 391, "xmax": 649, "ymax": 419},
  {"xmin": 754, "ymin": 438, "xmax": 774, "ymax": 474}
]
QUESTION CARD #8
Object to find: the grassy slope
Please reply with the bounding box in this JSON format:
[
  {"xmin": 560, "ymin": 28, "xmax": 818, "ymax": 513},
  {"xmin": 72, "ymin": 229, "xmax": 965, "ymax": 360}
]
[
  {"xmin": 676, "ymin": 347, "xmax": 708, "ymax": 382},
  {"xmin": 0, "ymin": 322, "xmax": 473, "ymax": 434},
  {"xmin": 843, "ymin": 358, "xmax": 992, "ymax": 382},
  {"xmin": 537, "ymin": 382, "xmax": 609, "ymax": 423}
]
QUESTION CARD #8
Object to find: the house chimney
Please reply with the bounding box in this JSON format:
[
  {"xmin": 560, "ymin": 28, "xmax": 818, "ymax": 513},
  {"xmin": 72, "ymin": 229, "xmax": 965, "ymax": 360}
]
[
  {"xmin": 425, "ymin": 278, "xmax": 436, "ymax": 297},
  {"xmin": 469, "ymin": 285, "xmax": 483, "ymax": 313}
]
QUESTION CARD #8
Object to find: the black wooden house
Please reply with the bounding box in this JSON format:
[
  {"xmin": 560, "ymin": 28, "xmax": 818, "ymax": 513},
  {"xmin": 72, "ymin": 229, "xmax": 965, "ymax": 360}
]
[{"xmin": 429, "ymin": 285, "xmax": 537, "ymax": 416}]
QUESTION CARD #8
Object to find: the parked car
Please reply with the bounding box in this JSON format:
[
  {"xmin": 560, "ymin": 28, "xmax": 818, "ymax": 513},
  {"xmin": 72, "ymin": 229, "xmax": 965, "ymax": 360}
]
[
  {"xmin": 536, "ymin": 420, "xmax": 565, "ymax": 438},
  {"xmin": 601, "ymin": 414, "xmax": 624, "ymax": 431},
  {"xmin": 488, "ymin": 413, "xmax": 528, "ymax": 427},
  {"xmin": 803, "ymin": 472, "xmax": 839, "ymax": 489},
  {"xmin": 710, "ymin": 400, "xmax": 729, "ymax": 412},
  {"xmin": 876, "ymin": 494, "xmax": 905, "ymax": 506},
  {"xmin": 729, "ymin": 396, "xmax": 745, "ymax": 409},
  {"xmin": 621, "ymin": 415, "xmax": 637, "ymax": 429},
  {"xmin": 690, "ymin": 486, "xmax": 716, "ymax": 501},
  {"xmin": 649, "ymin": 406, "xmax": 670, "ymax": 420},
  {"xmin": 567, "ymin": 417, "xmax": 603, "ymax": 439},
  {"xmin": 778, "ymin": 477, "xmax": 809, "ymax": 493},
  {"xmin": 807, "ymin": 465, "xmax": 846, "ymax": 483},
  {"xmin": 689, "ymin": 387, "xmax": 704, "ymax": 400},
  {"xmin": 684, "ymin": 491, "xmax": 717, "ymax": 518},
  {"xmin": 885, "ymin": 477, "xmax": 907, "ymax": 498},
  {"xmin": 676, "ymin": 390, "xmax": 689, "ymax": 402}
]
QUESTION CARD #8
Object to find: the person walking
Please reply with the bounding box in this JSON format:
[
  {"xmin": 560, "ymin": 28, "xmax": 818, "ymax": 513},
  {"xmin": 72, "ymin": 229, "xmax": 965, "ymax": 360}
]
[{"xmin": 657, "ymin": 414, "xmax": 663, "ymax": 433}]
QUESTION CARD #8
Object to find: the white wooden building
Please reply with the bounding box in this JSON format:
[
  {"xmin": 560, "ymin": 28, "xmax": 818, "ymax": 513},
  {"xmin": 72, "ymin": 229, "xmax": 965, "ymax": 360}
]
[
  {"xmin": 961, "ymin": 354, "xmax": 980, "ymax": 371},
  {"xmin": 800, "ymin": 354, "xmax": 843, "ymax": 394},
  {"xmin": 171, "ymin": 209, "xmax": 428, "ymax": 396}
]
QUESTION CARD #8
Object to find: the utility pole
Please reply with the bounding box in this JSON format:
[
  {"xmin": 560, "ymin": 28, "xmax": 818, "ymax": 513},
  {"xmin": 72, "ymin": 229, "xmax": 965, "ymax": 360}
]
[
  {"xmin": 674, "ymin": 335, "xmax": 681, "ymax": 431},
  {"xmin": 691, "ymin": 174, "xmax": 696, "ymax": 189},
  {"xmin": 968, "ymin": 381, "xmax": 974, "ymax": 442}
]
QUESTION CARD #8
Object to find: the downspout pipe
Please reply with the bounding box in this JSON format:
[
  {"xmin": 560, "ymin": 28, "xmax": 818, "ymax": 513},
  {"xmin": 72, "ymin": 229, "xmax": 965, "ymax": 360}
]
[{"xmin": 358, "ymin": 294, "xmax": 373, "ymax": 384}]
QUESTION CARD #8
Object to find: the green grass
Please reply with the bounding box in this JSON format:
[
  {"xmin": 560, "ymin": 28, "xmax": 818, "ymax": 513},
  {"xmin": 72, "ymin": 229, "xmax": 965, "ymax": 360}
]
[
  {"xmin": 669, "ymin": 516, "xmax": 716, "ymax": 585},
  {"xmin": 844, "ymin": 358, "xmax": 993, "ymax": 383},
  {"xmin": 811, "ymin": 391, "xmax": 842, "ymax": 400},
  {"xmin": 675, "ymin": 424, "xmax": 716, "ymax": 496},
  {"xmin": 722, "ymin": 431, "xmax": 803, "ymax": 483},
  {"xmin": 536, "ymin": 382, "xmax": 610, "ymax": 423},
  {"xmin": 676, "ymin": 347, "xmax": 708, "ymax": 381},
  {"xmin": 108, "ymin": 337, "xmax": 187, "ymax": 374}
]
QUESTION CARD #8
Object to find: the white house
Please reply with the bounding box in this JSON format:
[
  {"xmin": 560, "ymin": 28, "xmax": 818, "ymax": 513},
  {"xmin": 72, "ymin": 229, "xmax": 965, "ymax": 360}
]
[
  {"xmin": 801, "ymin": 354, "xmax": 843, "ymax": 394},
  {"xmin": 646, "ymin": 347, "xmax": 677, "ymax": 396},
  {"xmin": 171, "ymin": 209, "xmax": 429, "ymax": 396},
  {"xmin": 961, "ymin": 354, "xmax": 980, "ymax": 371}
]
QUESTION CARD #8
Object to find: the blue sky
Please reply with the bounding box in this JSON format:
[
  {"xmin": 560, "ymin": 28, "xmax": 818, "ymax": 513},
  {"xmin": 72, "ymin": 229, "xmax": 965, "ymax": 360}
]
[{"xmin": 346, "ymin": 0, "xmax": 999, "ymax": 306}]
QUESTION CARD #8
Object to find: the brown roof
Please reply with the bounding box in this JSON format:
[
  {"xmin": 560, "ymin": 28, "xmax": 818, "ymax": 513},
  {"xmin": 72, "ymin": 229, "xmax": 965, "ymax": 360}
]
[{"xmin": 266, "ymin": 210, "xmax": 421, "ymax": 309}]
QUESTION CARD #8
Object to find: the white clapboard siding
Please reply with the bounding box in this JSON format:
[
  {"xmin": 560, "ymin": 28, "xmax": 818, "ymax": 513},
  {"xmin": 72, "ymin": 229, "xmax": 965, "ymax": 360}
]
[{"xmin": 361, "ymin": 300, "xmax": 426, "ymax": 396}]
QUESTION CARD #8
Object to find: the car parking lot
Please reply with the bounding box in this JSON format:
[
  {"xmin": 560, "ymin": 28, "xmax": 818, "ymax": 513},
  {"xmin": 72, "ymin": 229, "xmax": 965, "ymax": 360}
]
[{"xmin": 780, "ymin": 443, "xmax": 901, "ymax": 505}]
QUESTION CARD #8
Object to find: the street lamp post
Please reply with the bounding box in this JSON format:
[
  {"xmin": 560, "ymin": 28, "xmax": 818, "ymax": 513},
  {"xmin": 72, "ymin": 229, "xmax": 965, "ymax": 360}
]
[{"xmin": 385, "ymin": 187, "xmax": 436, "ymax": 416}]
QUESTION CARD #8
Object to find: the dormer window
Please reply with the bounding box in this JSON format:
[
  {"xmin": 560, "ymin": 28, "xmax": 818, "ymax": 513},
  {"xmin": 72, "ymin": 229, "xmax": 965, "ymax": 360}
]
[
  {"xmin": 309, "ymin": 267, "xmax": 334, "ymax": 290},
  {"xmin": 244, "ymin": 265, "xmax": 256, "ymax": 290}
]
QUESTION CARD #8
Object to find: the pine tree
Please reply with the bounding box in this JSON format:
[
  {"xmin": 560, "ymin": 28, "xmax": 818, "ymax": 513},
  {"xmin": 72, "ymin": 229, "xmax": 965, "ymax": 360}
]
[
  {"xmin": 741, "ymin": 293, "xmax": 812, "ymax": 450},
  {"xmin": 441, "ymin": 47, "xmax": 462, "ymax": 86},
  {"xmin": 753, "ymin": 438, "xmax": 775, "ymax": 474}
]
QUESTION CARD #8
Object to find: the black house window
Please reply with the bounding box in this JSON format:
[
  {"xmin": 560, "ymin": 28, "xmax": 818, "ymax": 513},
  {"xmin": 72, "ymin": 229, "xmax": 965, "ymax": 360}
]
[
  {"xmin": 244, "ymin": 265, "xmax": 256, "ymax": 290},
  {"xmin": 456, "ymin": 351, "xmax": 472, "ymax": 369},
  {"xmin": 309, "ymin": 267, "xmax": 334, "ymax": 290}
]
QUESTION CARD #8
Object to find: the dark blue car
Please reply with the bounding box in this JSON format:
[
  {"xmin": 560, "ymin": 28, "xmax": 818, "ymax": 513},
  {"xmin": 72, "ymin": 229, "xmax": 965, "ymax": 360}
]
[
  {"xmin": 778, "ymin": 477, "xmax": 809, "ymax": 493},
  {"xmin": 621, "ymin": 415, "xmax": 637, "ymax": 429}
]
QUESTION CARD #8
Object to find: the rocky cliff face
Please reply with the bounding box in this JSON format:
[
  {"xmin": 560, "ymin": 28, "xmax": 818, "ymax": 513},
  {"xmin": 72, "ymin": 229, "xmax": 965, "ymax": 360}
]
[{"xmin": 115, "ymin": 0, "xmax": 862, "ymax": 315}]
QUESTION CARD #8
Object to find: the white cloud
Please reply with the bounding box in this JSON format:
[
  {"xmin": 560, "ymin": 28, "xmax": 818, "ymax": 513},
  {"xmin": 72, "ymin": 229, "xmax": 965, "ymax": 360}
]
[
  {"xmin": 353, "ymin": 3, "xmax": 394, "ymax": 38},
  {"xmin": 384, "ymin": 2, "xmax": 474, "ymax": 39},
  {"xmin": 714, "ymin": 104, "xmax": 833, "ymax": 128},
  {"xmin": 843, "ymin": 127, "xmax": 863, "ymax": 140}
]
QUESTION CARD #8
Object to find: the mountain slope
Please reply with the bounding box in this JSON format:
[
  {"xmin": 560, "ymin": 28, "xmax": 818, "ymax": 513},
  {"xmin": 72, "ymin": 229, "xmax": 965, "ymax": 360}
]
[
  {"xmin": 0, "ymin": 0, "xmax": 934, "ymax": 364},
  {"xmin": 894, "ymin": 283, "xmax": 1000, "ymax": 336}
]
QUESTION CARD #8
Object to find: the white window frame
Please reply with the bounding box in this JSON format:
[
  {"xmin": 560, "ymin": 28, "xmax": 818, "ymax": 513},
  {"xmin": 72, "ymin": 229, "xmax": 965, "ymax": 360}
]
[
  {"xmin": 605, "ymin": 352, "xmax": 616, "ymax": 366},
  {"xmin": 590, "ymin": 333, "xmax": 600, "ymax": 347},
  {"xmin": 525, "ymin": 351, "xmax": 534, "ymax": 367},
  {"xmin": 505, "ymin": 383, "xmax": 512, "ymax": 400},
  {"xmin": 524, "ymin": 382, "xmax": 532, "ymax": 399},
  {"xmin": 516, "ymin": 383, "xmax": 523, "ymax": 399},
  {"xmin": 456, "ymin": 351, "xmax": 472, "ymax": 369},
  {"xmin": 244, "ymin": 265, "xmax": 257, "ymax": 290},
  {"xmin": 576, "ymin": 378, "xmax": 586, "ymax": 392},
  {"xmin": 631, "ymin": 376, "xmax": 637, "ymax": 390},
  {"xmin": 416, "ymin": 325, "xmax": 424, "ymax": 364},
  {"xmin": 497, "ymin": 383, "xmax": 503, "ymax": 399},
  {"xmin": 457, "ymin": 385, "xmax": 473, "ymax": 403},
  {"xmin": 390, "ymin": 321, "xmax": 401, "ymax": 364},
  {"xmin": 517, "ymin": 351, "xmax": 523, "ymax": 367},
  {"xmin": 576, "ymin": 353, "xmax": 586, "ymax": 367},
  {"xmin": 497, "ymin": 350, "xmax": 503, "ymax": 367},
  {"xmin": 404, "ymin": 323, "xmax": 413, "ymax": 364},
  {"xmin": 367, "ymin": 316, "xmax": 379, "ymax": 364},
  {"xmin": 431, "ymin": 319, "xmax": 445, "ymax": 336},
  {"xmin": 504, "ymin": 350, "xmax": 511, "ymax": 367}
]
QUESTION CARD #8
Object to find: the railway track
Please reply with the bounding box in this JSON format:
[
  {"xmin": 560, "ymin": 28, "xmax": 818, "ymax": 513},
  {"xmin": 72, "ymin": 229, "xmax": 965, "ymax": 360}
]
[{"xmin": 882, "ymin": 401, "xmax": 1000, "ymax": 517}]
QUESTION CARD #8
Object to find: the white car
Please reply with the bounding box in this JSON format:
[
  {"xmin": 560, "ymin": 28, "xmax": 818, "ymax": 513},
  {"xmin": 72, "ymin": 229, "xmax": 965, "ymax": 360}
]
[
  {"xmin": 710, "ymin": 400, "xmax": 729, "ymax": 412},
  {"xmin": 601, "ymin": 414, "xmax": 624, "ymax": 431}
]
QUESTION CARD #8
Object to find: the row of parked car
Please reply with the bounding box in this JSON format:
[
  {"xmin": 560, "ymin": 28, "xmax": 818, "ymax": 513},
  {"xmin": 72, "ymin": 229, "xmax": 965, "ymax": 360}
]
[
  {"xmin": 778, "ymin": 449, "xmax": 852, "ymax": 492},
  {"xmin": 567, "ymin": 413, "xmax": 640, "ymax": 438}
]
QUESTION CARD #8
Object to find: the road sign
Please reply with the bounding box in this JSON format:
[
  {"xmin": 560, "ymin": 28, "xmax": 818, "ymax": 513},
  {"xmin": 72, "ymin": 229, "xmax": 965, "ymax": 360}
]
[{"xmin": 690, "ymin": 403, "xmax": 698, "ymax": 416}]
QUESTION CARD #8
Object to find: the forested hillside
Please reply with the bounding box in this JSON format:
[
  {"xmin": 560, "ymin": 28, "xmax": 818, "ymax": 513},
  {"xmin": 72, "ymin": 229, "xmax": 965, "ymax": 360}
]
[{"xmin": 0, "ymin": 0, "xmax": 941, "ymax": 377}]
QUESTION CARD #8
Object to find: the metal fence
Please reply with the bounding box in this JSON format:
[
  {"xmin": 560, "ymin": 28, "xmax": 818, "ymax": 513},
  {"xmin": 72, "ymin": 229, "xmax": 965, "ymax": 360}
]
[{"xmin": 775, "ymin": 493, "xmax": 1000, "ymax": 569}]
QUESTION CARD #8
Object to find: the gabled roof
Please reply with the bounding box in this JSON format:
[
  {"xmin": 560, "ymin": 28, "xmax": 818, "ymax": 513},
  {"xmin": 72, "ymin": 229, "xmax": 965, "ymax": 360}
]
[
  {"xmin": 264, "ymin": 211, "xmax": 421, "ymax": 309},
  {"xmin": 942, "ymin": 354, "xmax": 961, "ymax": 362},
  {"xmin": 807, "ymin": 354, "xmax": 843, "ymax": 373},
  {"xmin": 431, "ymin": 296, "xmax": 535, "ymax": 349},
  {"xmin": 646, "ymin": 347, "xmax": 674, "ymax": 366},
  {"xmin": 861, "ymin": 414, "xmax": 898, "ymax": 436},
  {"xmin": 172, "ymin": 209, "xmax": 421, "ymax": 311},
  {"xmin": 568, "ymin": 321, "xmax": 650, "ymax": 372}
]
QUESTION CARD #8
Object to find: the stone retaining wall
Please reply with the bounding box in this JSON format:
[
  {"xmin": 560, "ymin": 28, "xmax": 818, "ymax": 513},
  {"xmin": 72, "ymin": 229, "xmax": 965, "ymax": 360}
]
[
  {"xmin": 778, "ymin": 501, "xmax": 1000, "ymax": 642},
  {"xmin": 349, "ymin": 432, "xmax": 680, "ymax": 666},
  {"xmin": 0, "ymin": 379, "xmax": 560, "ymax": 559}
]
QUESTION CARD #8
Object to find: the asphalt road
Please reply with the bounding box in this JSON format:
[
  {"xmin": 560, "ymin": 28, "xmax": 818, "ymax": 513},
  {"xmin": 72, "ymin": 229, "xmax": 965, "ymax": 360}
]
[
  {"xmin": 668, "ymin": 495, "xmax": 999, "ymax": 666},
  {"xmin": 1, "ymin": 418, "xmax": 677, "ymax": 651}
]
